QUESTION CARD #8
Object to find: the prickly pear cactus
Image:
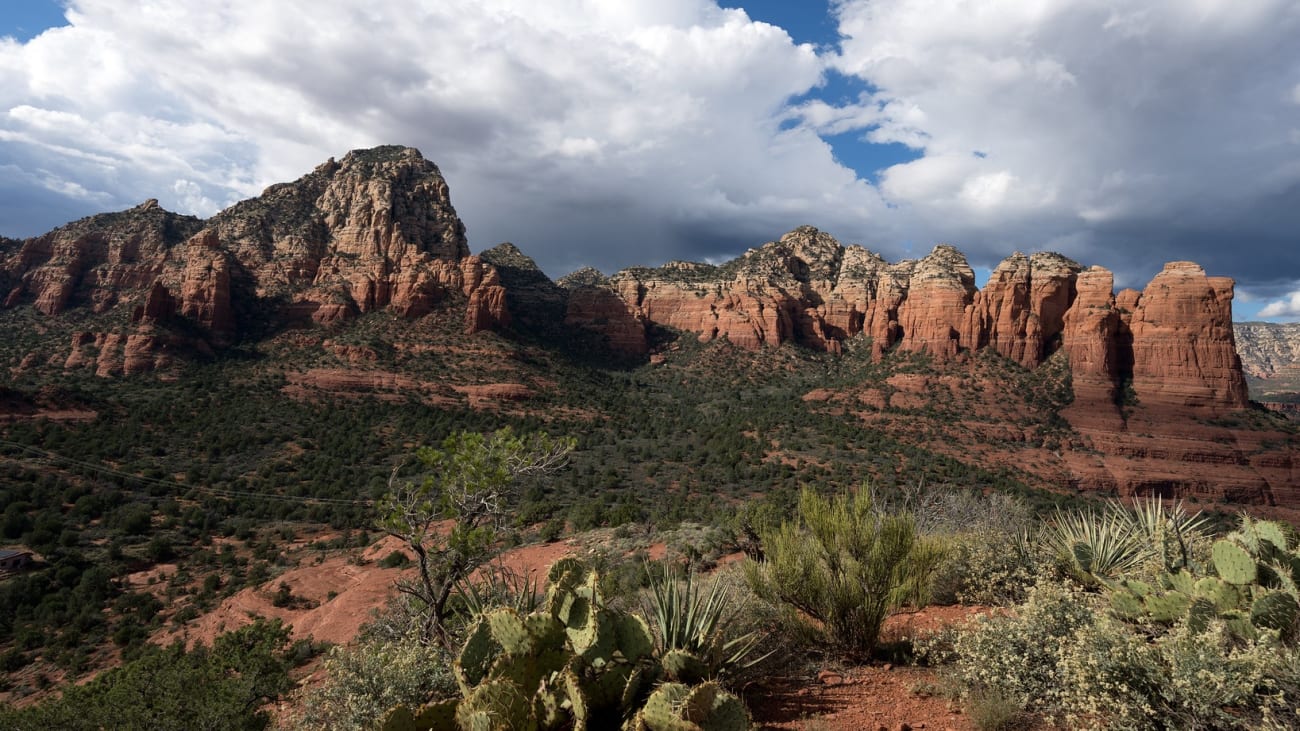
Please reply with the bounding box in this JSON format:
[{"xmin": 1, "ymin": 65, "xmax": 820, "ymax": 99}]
[
  {"xmin": 387, "ymin": 558, "xmax": 754, "ymax": 731},
  {"xmin": 383, "ymin": 698, "xmax": 460, "ymax": 731},
  {"xmin": 457, "ymin": 679, "xmax": 536, "ymax": 731},
  {"xmin": 662, "ymin": 649, "xmax": 710, "ymax": 685},
  {"xmin": 1213, "ymin": 541, "xmax": 1258, "ymax": 585},
  {"xmin": 635, "ymin": 681, "xmax": 750, "ymax": 731},
  {"xmin": 1250, "ymin": 591, "xmax": 1299, "ymax": 638}
]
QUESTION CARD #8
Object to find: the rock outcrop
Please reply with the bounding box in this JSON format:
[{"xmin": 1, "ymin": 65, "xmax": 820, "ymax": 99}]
[
  {"xmin": 1235, "ymin": 322, "xmax": 1300, "ymax": 379},
  {"xmin": 565, "ymin": 228, "xmax": 1248, "ymax": 421},
  {"xmin": 1125, "ymin": 262, "xmax": 1249, "ymax": 411},
  {"xmin": 0, "ymin": 146, "xmax": 509, "ymax": 373}
]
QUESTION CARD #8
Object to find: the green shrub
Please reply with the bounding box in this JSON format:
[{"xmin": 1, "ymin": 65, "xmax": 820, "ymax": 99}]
[
  {"xmin": 292, "ymin": 637, "xmax": 455, "ymax": 731},
  {"xmin": 931, "ymin": 528, "xmax": 1043, "ymax": 606},
  {"xmin": 745, "ymin": 486, "xmax": 945, "ymax": 658},
  {"xmin": 926, "ymin": 580, "xmax": 1095, "ymax": 720},
  {"xmin": 929, "ymin": 578, "xmax": 1300, "ymax": 729},
  {"xmin": 379, "ymin": 550, "xmax": 411, "ymax": 569}
]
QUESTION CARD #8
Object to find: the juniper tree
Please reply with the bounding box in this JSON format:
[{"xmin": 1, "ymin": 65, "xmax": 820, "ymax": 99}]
[{"xmin": 377, "ymin": 428, "xmax": 575, "ymax": 645}]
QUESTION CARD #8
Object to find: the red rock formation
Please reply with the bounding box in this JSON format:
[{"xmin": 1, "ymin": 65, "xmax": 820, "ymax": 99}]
[
  {"xmin": 179, "ymin": 230, "xmax": 235, "ymax": 343},
  {"xmin": 132, "ymin": 281, "xmax": 178, "ymax": 324},
  {"xmin": 1125, "ymin": 262, "xmax": 1249, "ymax": 411},
  {"xmin": 894, "ymin": 245, "xmax": 977, "ymax": 358},
  {"xmin": 1061, "ymin": 267, "xmax": 1124, "ymax": 422},
  {"xmin": 971, "ymin": 252, "xmax": 1080, "ymax": 367},
  {"xmin": 564, "ymin": 284, "xmax": 647, "ymax": 356},
  {"xmin": 0, "ymin": 146, "xmax": 508, "ymax": 374}
]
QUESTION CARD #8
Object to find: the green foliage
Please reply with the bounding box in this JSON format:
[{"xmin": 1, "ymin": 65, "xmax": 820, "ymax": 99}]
[
  {"xmin": 1042, "ymin": 498, "xmax": 1213, "ymax": 587},
  {"xmin": 378, "ymin": 428, "xmax": 575, "ymax": 645},
  {"xmin": 293, "ymin": 624, "xmax": 459, "ymax": 731},
  {"xmin": 0, "ymin": 619, "xmax": 294, "ymax": 731},
  {"xmin": 381, "ymin": 550, "xmax": 412, "ymax": 568},
  {"xmin": 744, "ymin": 486, "xmax": 945, "ymax": 658},
  {"xmin": 643, "ymin": 565, "xmax": 767, "ymax": 682},
  {"xmin": 928, "ymin": 509, "xmax": 1300, "ymax": 729},
  {"xmin": 1042, "ymin": 507, "xmax": 1149, "ymax": 585},
  {"xmin": 381, "ymin": 560, "xmax": 755, "ymax": 731}
]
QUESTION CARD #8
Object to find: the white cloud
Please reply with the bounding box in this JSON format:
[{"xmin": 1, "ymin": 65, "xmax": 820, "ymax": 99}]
[
  {"xmin": 0, "ymin": 0, "xmax": 898, "ymax": 274},
  {"xmin": 0, "ymin": 0, "xmax": 1298, "ymax": 293},
  {"xmin": 1258, "ymin": 289, "xmax": 1300, "ymax": 319},
  {"xmin": 829, "ymin": 0, "xmax": 1300, "ymax": 282}
]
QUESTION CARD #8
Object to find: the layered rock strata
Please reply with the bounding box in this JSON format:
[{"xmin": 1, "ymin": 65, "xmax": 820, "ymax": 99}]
[
  {"xmin": 574, "ymin": 226, "xmax": 1246, "ymax": 416},
  {"xmin": 0, "ymin": 146, "xmax": 509, "ymax": 374}
]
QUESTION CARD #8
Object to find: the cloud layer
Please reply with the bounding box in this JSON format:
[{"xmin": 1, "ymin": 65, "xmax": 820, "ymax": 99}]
[
  {"xmin": 820, "ymin": 0, "xmax": 1300, "ymax": 291},
  {"xmin": 0, "ymin": 0, "xmax": 888, "ymax": 275},
  {"xmin": 1, "ymin": 0, "xmax": 1298, "ymax": 317}
]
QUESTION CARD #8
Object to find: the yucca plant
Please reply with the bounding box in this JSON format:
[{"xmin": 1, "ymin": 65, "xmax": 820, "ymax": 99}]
[
  {"xmin": 1121, "ymin": 496, "xmax": 1211, "ymax": 573},
  {"xmin": 454, "ymin": 563, "xmax": 543, "ymax": 622},
  {"xmin": 1042, "ymin": 506, "xmax": 1150, "ymax": 585},
  {"xmin": 644, "ymin": 564, "xmax": 769, "ymax": 682}
]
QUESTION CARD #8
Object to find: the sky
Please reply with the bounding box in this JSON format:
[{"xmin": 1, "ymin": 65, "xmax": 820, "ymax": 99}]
[{"xmin": 1, "ymin": 1, "xmax": 1299, "ymax": 321}]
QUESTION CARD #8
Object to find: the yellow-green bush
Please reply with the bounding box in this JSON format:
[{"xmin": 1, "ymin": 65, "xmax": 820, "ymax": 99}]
[
  {"xmin": 745, "ymin": 486, "xmax": 945, "ymax": 658},
  {"xmin": 927, "ymin": 578, "xmax": 1300, "ymax": 729}
]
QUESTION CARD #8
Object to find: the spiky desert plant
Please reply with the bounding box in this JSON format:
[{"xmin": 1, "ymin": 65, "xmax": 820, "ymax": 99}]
[
  {"xmin": 1042, "ymin": 506, "xmax": 1149, "ymax": 585},
  {"xmin": 644, "ymin": 565, "xmax": 767, "ymax": 682},
  {"xmin": 1121, "ymin": 497, "xmax": 1212, "ymax": 573}
]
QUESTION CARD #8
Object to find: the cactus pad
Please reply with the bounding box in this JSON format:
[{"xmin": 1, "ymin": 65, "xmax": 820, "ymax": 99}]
[
  {"xmin": 1109, "ymin": 589, "xmax": 1143, "ymax": 619},
  {"xmin": 459, "ymin": 618, "xmax": 504, "ymax": 694},
  {"xmin": 1212, "ymin": 541, "xmax": 1257, "ymax": 585},
  {"xmin": 1250, "ymin": 591, "xmax": 1300, "ymax": 636},
  {"xmin": 662, "ymin": 649, "xmax": 710, "ymax": 685},
  {"xmin": 382, "ymin": 698, "xmax": 459, "ymax": 731},
  {"xmin": 1143, "ymin": 591, "xmax": 1191, "ymax": 623}
]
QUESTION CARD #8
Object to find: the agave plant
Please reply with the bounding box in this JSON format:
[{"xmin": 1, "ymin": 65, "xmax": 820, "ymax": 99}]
[
  {"xmin": 1042, "ymin": 506, "xmax": 1151, "ymax": 584},
  {"xmin": 454, "ymin": 562, "xmax": 543, "ymax": 621},
  {"xmin": 1120, "ymin": 496, "xmax": 1211, "ymax": 572},
  {"xmin": 644, "ymin": 564, "xmax": 769, "ymax": 681}
]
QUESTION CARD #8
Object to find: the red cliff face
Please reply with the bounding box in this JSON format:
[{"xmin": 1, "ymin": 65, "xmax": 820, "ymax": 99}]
[
  {"xmin": 971, "ymin": 252, "xmax": 1081, "ymax": 367},
  {"xmin": 0, "ymin": 146, "xmax": 508, "ymax": 374},
  {"xmin": 1061, "ymin": 267, "xmax": 1124, "ymax": 422},
  {"xmin": 1125, "ymin": 262, "xmax": 1249, "ymax": 412}
]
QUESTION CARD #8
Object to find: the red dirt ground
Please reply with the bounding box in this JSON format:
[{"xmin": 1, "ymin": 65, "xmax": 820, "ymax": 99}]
[{"xmin": 155, "ymin": 534, "xmax": 991, "ymax": 730}]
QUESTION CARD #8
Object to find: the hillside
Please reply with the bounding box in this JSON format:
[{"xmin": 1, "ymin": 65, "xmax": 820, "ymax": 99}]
[
  {"xmin": 1236, "ymin": 321, "xmax": 1300, "ymax": 408},
  {"xmin": 1, "ymin": 145, "xmax": 1298, "ymax": 709}
]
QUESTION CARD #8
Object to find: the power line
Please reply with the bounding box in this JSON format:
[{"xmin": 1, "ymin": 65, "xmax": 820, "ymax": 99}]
[{"xmin": 0, "ymin": 438, "xmax": 375, "ymax": 507}]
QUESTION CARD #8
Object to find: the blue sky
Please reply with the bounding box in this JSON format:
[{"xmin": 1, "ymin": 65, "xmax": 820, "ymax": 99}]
[
  {"xmin": 2, "ymin": 1, "xmax": 1298, "ymax": 320},
  {"xmin": 0, "ymin": 1, "xmax": 67, "ymax": 42}
]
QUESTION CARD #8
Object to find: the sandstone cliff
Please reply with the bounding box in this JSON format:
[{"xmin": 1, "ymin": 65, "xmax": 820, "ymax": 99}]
[
  {"xmin": 572, "ymin": 226, "xmax": 1246, "ymax": 418},
  {"xmin": 0, "ymin": 146, "xmax": 508, "ymax": 375}
]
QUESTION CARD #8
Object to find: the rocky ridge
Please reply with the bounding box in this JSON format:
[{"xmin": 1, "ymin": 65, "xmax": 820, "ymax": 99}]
[
  {"xmin": 1, "ymin": 147, "xmax": 1293, "ymax": 505},
  {"xmin": 568, "ymin": 226, "xmax": 1248, "ymax": 417},
  {"xmin": 1235, "ymin": 322, "xmax": 1300, "ymax": 379},
  {"xmin": 0, "ymin": 146, "xmax": 508, "ymax": 375}
]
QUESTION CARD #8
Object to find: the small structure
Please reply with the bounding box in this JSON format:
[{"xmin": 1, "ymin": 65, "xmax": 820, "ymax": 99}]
[{"xmin": 0, "ymin": 549, "xmax": 33, "ymax": 573}]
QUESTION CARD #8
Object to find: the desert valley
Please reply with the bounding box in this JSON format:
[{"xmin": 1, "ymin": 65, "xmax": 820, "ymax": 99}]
[{"xmin": 1, "ymin": 147, "xmax": 1299, "ymax": 729}]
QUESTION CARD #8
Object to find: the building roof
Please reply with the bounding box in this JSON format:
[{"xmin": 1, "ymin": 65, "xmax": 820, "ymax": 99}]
[{"xmin": 0, "ymin": 549, "xmax": 31, "ymax": 560}]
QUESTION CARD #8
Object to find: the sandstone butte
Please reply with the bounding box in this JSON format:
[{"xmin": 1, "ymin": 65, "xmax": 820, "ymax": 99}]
[{"xmin": 0, "ymin": 146, "xmax": 1294, "ymax": 507}]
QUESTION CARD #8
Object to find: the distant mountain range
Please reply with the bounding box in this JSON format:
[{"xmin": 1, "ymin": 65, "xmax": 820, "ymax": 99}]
[{"xmin": 2, "ymin": 145, "xmax": 1297, "ymax": 509}]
